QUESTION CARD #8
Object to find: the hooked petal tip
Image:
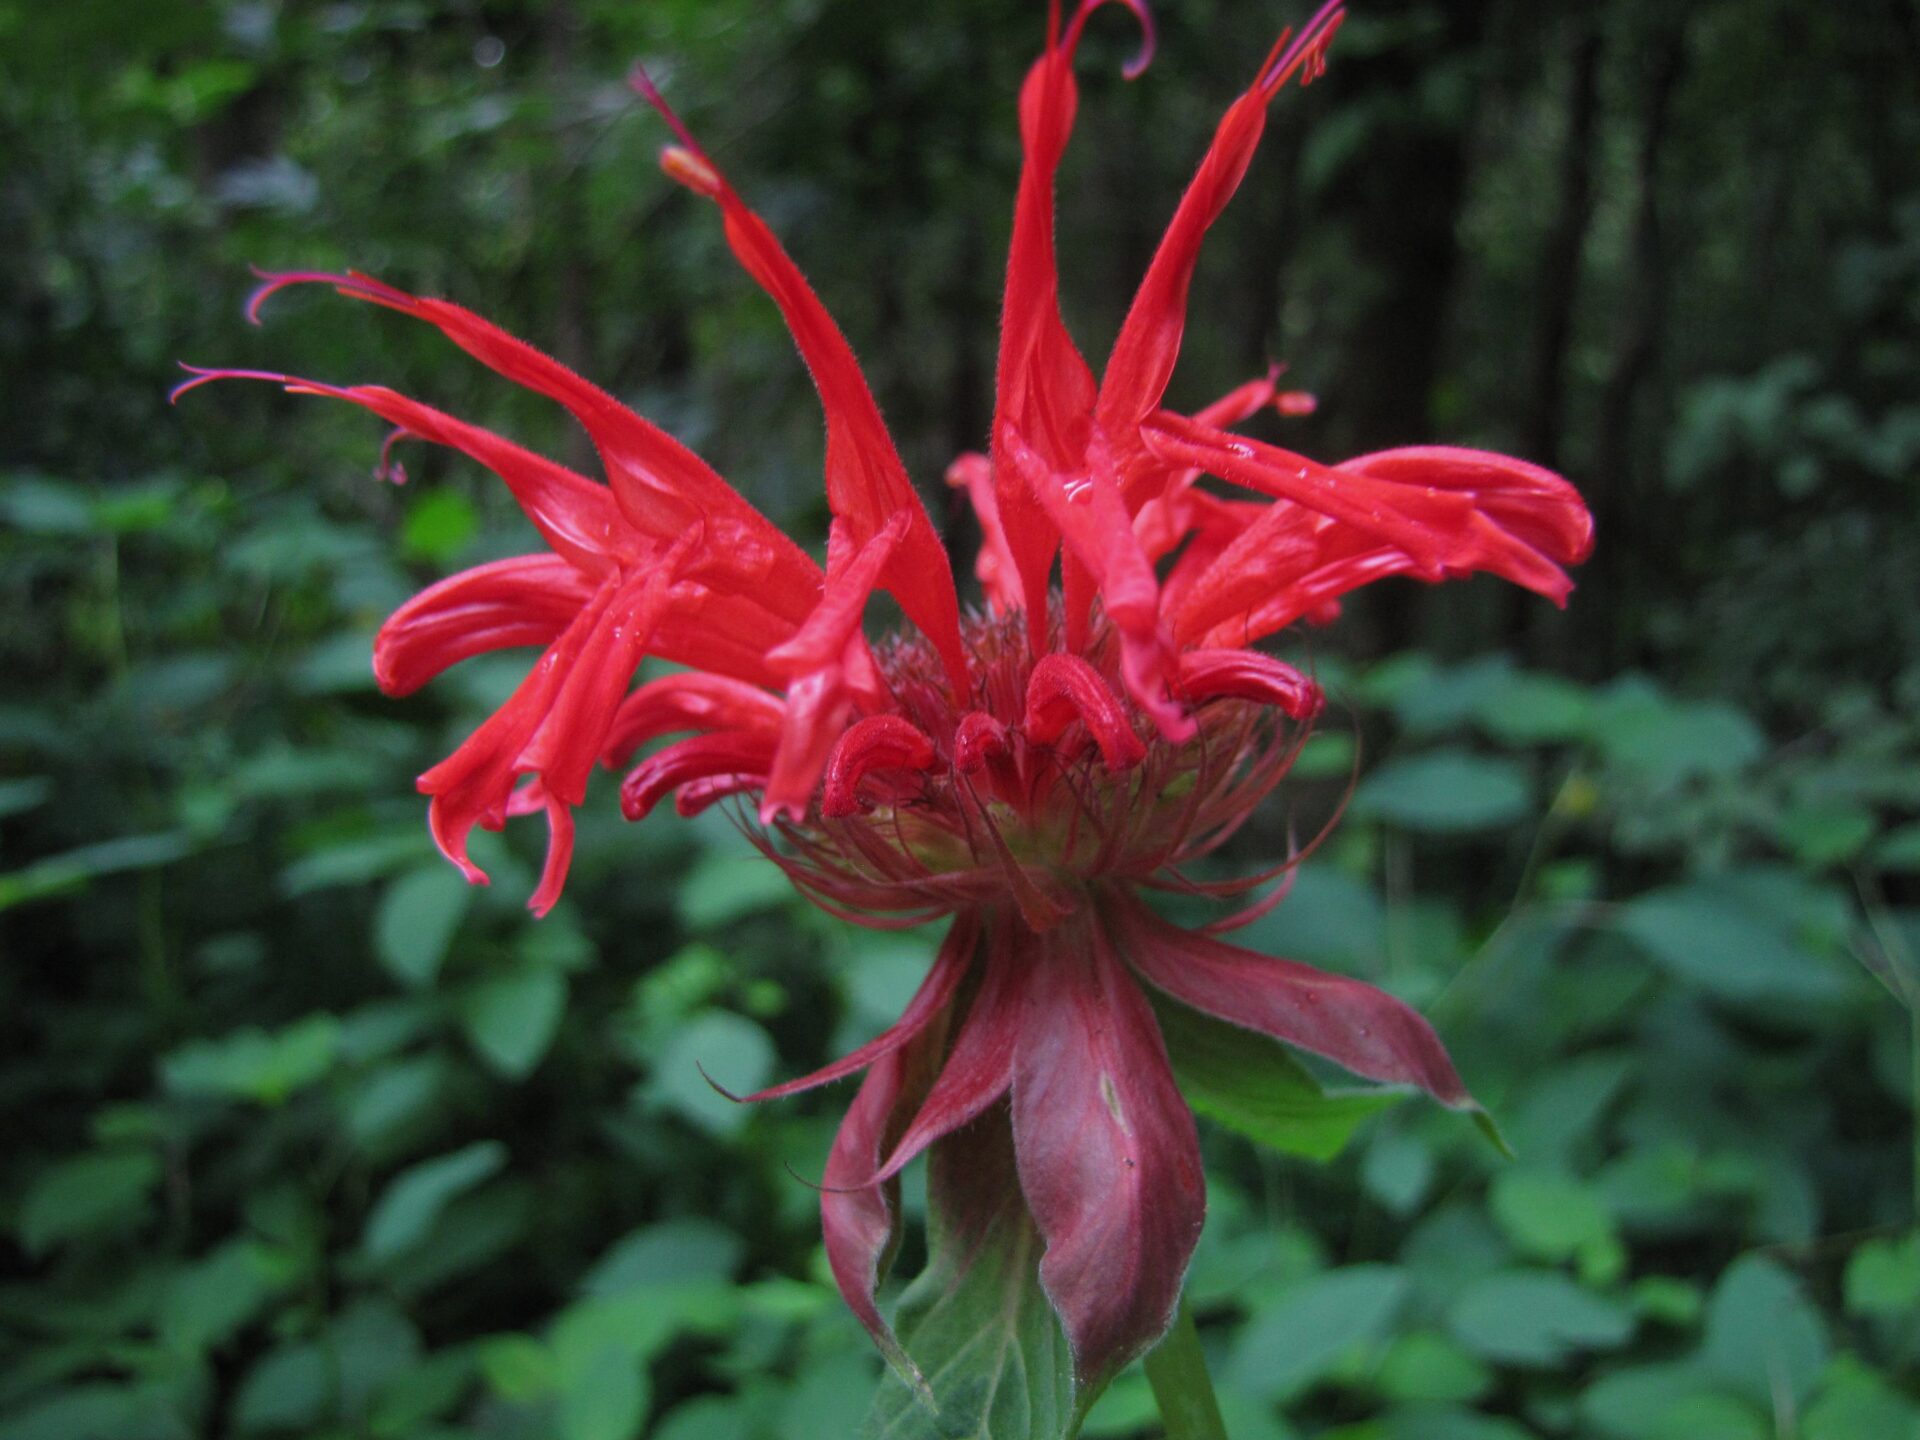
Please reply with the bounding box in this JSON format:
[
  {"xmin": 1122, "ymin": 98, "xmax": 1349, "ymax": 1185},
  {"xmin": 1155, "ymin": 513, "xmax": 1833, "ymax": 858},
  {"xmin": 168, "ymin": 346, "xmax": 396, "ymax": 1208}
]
[{"xmin": 1065, "ymin": 0, "xmax": 1157, "ymax": 79}]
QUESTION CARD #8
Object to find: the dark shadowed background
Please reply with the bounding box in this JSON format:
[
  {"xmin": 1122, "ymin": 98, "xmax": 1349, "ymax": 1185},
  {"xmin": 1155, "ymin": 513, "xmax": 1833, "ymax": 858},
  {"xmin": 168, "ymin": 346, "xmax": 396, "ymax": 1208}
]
[{"xmin": 4, "ymin": 1, "xmax": 1919, "ymax": 1437}]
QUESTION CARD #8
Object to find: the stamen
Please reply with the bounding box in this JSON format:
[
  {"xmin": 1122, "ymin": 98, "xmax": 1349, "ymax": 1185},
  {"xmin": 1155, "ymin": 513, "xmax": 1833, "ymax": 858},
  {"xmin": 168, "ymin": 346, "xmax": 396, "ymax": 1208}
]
[
  {"xmin": 821, "ymin": 715, "xmax": 940, "ymax": 819},
  {"xmin": 627, "ymin": 60, "xmax": 709, "ymax": 159},
  {"xmin": 244, "ymin": 267, "xmax": 418, "ymax": 325},
  {"xmin": 1276, "ymin": 390, "xmax": 1319, "ymax": 416},
  {"xmin": 168, "ymin": 364, "xmax": 295, "ymax": 404},
  {"xmin": 1258, "ymin": 0, "xmax": 1346, "ymax": 95},
  {"xmin": 1023, "ymin": 653, "xmax": 1148, "ymax": 771},
  {"xmin": 376, "ymin": 427, "xmax": 414, "ymax": 485}
]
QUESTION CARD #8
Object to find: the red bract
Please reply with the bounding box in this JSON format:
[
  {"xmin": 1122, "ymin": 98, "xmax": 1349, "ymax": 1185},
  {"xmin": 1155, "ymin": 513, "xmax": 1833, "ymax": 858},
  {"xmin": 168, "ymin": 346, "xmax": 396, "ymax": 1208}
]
[{"xmin": 179, "ymin": 0, "xmax": 1591, "ymax": 1395}]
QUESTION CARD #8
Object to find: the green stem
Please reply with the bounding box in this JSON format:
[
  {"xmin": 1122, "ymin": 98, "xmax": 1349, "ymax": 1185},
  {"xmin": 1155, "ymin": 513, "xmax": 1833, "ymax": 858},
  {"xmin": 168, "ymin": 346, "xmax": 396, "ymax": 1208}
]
[{"xmin": 1142, "ymin": 1302, "xmax": 1228, "ymax": 1440}]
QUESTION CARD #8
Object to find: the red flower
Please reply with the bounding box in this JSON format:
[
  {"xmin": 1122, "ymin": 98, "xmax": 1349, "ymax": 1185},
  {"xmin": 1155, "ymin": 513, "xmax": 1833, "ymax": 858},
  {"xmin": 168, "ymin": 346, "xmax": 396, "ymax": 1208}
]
[{"xmin": 179, "ymin": 0, "xmax": 1591, "ymax": 1395}]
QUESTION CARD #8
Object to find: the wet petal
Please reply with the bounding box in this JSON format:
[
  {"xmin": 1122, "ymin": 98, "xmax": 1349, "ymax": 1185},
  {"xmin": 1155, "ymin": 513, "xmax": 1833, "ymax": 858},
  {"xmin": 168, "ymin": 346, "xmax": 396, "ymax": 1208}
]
[
  {"xmin": 374, "ymin": 554, "xmax": 595, "ymax": 696},
  {"xmin": 1023, "ymin": 653, "xmax": 1148, "ymax": 771},
  {"xmin": 601, "ymin": 672, "xmax": 784, "ymax": 770},
  {"xmin": 821, "ymin": 715, "xmax": 940, "ymax": 819}
]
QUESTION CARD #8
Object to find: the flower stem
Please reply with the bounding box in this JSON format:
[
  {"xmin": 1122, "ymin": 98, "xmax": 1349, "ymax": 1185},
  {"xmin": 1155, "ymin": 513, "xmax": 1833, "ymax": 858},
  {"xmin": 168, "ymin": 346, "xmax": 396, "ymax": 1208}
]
[{"xmin": 1142, "ymin": 1302, "xmax": 1228, "ymax": 1440}]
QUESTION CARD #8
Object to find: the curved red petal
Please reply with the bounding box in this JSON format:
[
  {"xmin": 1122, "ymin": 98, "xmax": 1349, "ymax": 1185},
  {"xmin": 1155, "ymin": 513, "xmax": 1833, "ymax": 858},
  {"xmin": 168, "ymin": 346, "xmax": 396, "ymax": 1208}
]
[
  {"xmin": 620, "ymin": 731, "xmax": 777, "ymax": 822},
  {"xmin": 1176, "ymin": 648, "xmax": 1324, "ymax": 721},
  {"xmin": 246, "ymin": 270, "xmax": 822, "ymax": 619},
  {"xmin": 632, "ymin": 84, "xmax": 968, "ymax": 695},
  {"xmin": 600, "ymin": 672, "xmax": 784, "ymax": 770},
  {"xmin": 374, "ymin": 554, "xmax": 595, "ymax": 697},
  {"xmin": 1023, "ymin": 652, "xmax": 1148, "ymax": 771},
  {"xmin": 821, "ymin": 715, "xmax": 940, "ymax": 819}
]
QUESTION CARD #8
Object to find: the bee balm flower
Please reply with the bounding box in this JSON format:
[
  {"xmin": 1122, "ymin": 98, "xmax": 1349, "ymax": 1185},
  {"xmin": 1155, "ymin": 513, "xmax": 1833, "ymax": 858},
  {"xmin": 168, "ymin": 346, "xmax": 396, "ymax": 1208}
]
[{"xmin": 179, "ymin": 0, "xmax": 1590, "ymax": 1397}]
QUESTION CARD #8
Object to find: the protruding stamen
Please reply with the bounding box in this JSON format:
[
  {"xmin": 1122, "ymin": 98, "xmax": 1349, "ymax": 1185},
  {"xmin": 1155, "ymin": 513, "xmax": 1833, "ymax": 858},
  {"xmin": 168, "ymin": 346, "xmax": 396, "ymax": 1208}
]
[
  {"xmin": 1023, "ymin": 653, "xmax": 1148, "ymax": 771},
  {"xmin": 822, "ymin": 715, "xmax": 940, "ymax": 819},
  {"xmin": 953, "ymin": 711, "xmax": 1011, "ymax": 774},
  {"xmin": 1276, "ymin": 390, "xmax": 1318, "ymax": 416},
  {"xmin": 1177, "ymin": 649, "xmax": 1324, "ymax": 721},
  {"xmin": 1259, "ymin": 0, "xmax": 1345, "ymax": 95},
  {"xmin": 168, "ymin": 364, "xmax": 295, "ymax": 404},
  {"xmin": 244, "ymin": 267, "xmax": 418, "ymax": 325}
]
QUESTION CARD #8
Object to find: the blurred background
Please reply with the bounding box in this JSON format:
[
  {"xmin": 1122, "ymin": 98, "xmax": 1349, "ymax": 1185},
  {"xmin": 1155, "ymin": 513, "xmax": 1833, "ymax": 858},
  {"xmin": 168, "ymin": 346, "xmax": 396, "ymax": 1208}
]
[{"xmin": 4, "ymin": 0, "xmax": 1919, "ymax": 1436}]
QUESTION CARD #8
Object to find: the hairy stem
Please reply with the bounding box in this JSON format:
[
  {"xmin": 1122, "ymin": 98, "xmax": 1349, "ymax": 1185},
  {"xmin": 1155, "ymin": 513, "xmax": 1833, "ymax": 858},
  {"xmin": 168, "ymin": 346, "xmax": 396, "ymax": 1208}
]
[{"xmin": 1142, "ymin": 1302, "xmax": 1228, "ymax": 1440}]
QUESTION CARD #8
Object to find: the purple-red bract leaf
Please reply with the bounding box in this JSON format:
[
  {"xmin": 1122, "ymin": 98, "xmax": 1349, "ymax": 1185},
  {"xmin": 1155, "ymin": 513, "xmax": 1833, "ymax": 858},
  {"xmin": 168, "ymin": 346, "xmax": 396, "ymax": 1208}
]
[
  {"xmin": 1010, "ymin": 911, "xmax": 1204, "ymax": 1384},
  {"xmin": 1113, "ymin": 890, "xmax": 1475, "ymax": 1108}
]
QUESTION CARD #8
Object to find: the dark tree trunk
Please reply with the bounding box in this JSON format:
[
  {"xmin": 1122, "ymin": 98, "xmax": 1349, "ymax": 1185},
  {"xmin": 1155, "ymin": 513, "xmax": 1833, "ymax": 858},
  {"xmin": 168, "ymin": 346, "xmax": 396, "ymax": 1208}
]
[
  {"xmin": 1523, "ymin": 21, "xmax": 1603, "ymax": 471},
  {"xmin": 1330, "ymin": 0, "xmax": 1492, "ymax": 654},
  {"xmin": 1594, "ymin": 24, "xmax": 1687, "ymax": 670}
]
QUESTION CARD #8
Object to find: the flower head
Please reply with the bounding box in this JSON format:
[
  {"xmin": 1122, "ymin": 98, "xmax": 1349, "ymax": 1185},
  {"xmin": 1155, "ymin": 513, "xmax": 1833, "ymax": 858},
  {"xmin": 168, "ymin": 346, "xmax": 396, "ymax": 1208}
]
[{"xmin": 179, "ymin": 0, "xmax": 1591, "ymax": 1397}]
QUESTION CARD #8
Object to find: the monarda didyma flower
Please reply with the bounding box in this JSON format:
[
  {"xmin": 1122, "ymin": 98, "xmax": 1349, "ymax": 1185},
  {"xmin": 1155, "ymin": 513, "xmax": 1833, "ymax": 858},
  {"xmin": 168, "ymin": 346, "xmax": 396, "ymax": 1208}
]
[{"xmin": 180, "ymin": 0, "xmax": 1591, "ymax": 1413}]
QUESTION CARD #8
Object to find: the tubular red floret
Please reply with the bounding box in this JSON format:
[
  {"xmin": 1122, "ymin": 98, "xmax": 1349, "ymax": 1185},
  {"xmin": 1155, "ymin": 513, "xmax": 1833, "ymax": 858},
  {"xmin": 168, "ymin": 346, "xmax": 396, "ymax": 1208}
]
[
  {"xmin": 601, "ymin": 672, "xmax": 784, "ymax": 769},
  {"xmin": 1023, "ymin": 653, "xmax": 1149, "ymax": 771},
  {"xmin": 1177, "ymin": 649, "xmax": 1324, "ymax": 721},
  {"xmin": 821, "ymin": 716, "xmax": 941, "ymax": 819},
  {"xmin": 620, "ymin": 731, "xmax": 776, "ymax": 822},
  {"xmin": 952, "ymin": 711, "xmax": 1011, "ymax": 774}
]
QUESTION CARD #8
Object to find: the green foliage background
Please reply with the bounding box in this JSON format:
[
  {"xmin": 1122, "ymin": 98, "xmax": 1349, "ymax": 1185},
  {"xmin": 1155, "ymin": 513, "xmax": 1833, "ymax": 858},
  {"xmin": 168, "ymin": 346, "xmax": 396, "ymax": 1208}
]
[{"xmin": 3, "ymin": 0, "xmax": 1918, "ymax": 1436}]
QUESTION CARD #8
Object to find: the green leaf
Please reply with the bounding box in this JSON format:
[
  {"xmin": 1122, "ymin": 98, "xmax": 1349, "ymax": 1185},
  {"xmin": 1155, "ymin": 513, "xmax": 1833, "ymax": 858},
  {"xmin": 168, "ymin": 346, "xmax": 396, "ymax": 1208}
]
[
  {"xmin": 1580, "ymin": 1364, "xmax": 1765, "ymax": 1440},
  {"xmin": 1593, "ymin": 684, "xmax": 1765, "ymax": 786},
  {"xmin": 1874, "ymin": 822, "xmax": 1920, "ymax": 871},
  {"xmin": 0, "ymin": 831, "xmax": 194, "ymax": 911},
  {"xmin": 461, "ymin": 970, "xmax": 568, "ymax": 1078},
  {"xmin": 1373, "ymin": 1332, "xmax": 1493, "ymax": 1405},
  {"xmin": 582, "ymin": 1219, "xmax": 743, "ymax": 1295},
  {"xmin": 401, "ymin": 489, "xmax": 479, "ymax": 563},
  {"xmin": 374, "ymin": 864, "xmax": 472, "ymax": 988},
  {"xmin": 865, "ymin": 1118, "xmax": 1076, "ymax": 1440},
  {"xmin": 1152, "ymin": 992, "xmax": 1401, "ymax": 1162},
  {"xmin": 158, "ymin": 1240, "xmax": 277, "ymax": 1352},
  {"xmin": 1775, "ymin": 801, "xmax": 1876, "ymax": 866},
  {"xmin": 160, "ymin": 1014, "xmax": 340, "ymax": 1105},
  {"xmin": 1226, "ymin": 1266, "xmax": 1409, "ymax": 1402},
  {"xmin": 479, "ymin": 1334, "xmax": 557, "ymax": 1403},
  {"xmin": 1804, "ymin": 1355, "xmax": 1920, "ymax": 1440},
  {"xmin": 1699, "ymin": 1255, "xmax": 1828, "ymax": 1407},
  {"xmin": 559, "ymin": 1347, "xmax": 648, "ymax": 1440},
  {"xmin": 677, "ymin": 848, "xmax": 795, "ymax": 929},
  {"xmin": 1615, "ymin": 883, "xmax": 1851, "ymax": 1005},
  {"xmin": 646, "ymin": 1010, "xmax": 774, "ymax": 1136},
  {"xmin": 1351, "ymin": 751, "xmax": 1531, "ymax": 833},
  {"xmin": 16, "ymin": 1150, "xmax": 161, "ymax": 1257},
  {"xmin": 1446, "ymin": 1270, "xmax": 1633, "ymax": 1365},
  {"xmin": 1488, "ymin": 1170, "xmax": 1616, "ymax": 1263},
  {"xmin": 234, "ymin": 1342, "xmax": 329, "ymax": 1431},
  {"xmin": 362, "ymin": 1141, "xmax": 509, "ymax": 1262},
  {"xmin": 1844, "ymin": 1231, "xmax": 1920, "ymax": 1317}
]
